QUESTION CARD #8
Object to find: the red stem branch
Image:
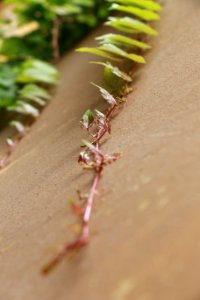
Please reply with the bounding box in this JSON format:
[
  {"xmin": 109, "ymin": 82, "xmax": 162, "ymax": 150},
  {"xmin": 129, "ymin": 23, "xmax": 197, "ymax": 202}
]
[
  {"xmin": 94, "ymin": 104, "xmax": 117, "ymax": 144},
  {"xmin": 42, "ymin": 171, "xmax": 101, "ymax": 274},
  {"xmin": 42, "ymin": 104, "xmax": 117, "ymax": 274}
]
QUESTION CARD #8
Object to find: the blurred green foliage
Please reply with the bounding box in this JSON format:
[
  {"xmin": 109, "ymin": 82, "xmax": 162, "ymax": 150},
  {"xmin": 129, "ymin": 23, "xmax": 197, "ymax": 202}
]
[
  {"xmin": 2, "ymin": 0, "xmax": 109, "ymax": 60},
  {"xmin": 0, "ymin": 0, "xmax": 108, "ymax": 126}
]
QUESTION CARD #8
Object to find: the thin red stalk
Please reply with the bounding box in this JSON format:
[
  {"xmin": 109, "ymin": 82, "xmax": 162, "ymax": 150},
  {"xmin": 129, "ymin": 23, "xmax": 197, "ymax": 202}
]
[
  {"xmin": 94, "ymin": 104, "xmax": 117, "ymax": 144},
  {"xmin": 83, "ymin": 171, "xmax": 100, "ymax": 223},
  {"xmin": 106, "ymin": 104, "xmax": 117, "ymax": 119},
  {"xmin": 42, "ymin": 171, "xmax": 101, "ymax": 274},
  {"xmin": 42, "ymin": 102, "xmax": 118, "ymax": 274}
]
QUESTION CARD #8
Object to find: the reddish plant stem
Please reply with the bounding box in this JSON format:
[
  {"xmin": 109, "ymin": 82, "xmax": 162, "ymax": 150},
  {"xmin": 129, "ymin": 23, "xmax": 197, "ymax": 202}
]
[
  {"xmin": 42, "ymin": 105, "xmax": 117, "ymax": 274},
  {"xmin": 107, "ymin": 104, "xmax": 117, "ymax": 119},
  {"xmin": 83, "ymin": 171, "xmax": 100, "ymax": 223},
  {"xmin": 42, "ymin": 171, "xmax": 101, "ymax": 275},
  {"xmin": 42, "ymin": 100, "xmax": 119, "ymax": 274},
  {"xmin": 94, "ymin": 104, "xmax": 117, "ymax": 144}
]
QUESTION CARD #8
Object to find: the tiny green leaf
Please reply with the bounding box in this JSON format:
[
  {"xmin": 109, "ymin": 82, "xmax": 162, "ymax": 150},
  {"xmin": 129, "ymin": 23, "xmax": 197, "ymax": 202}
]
[{"xmin": 81, "ymin": 109, "xmax": 94, "ymax": 129}]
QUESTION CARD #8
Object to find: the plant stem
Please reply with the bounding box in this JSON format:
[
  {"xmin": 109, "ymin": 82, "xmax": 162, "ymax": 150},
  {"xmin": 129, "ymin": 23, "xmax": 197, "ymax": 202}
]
[
  {"xmin": 42, "ymin": 103, "xmax": 117, "ymax": 274},
  {"xmin": 42, "ymin": 171, "xmax": 101, "ymax": 275},
  {"xmin": 94, "ymin": 104, "xmax": 117, "ymax": 144},
  {"xmin": 83, "ymin": 171, "xmax": 100, "ymax": 223},
  {"xmin": 52, "ymin": 17, "xmax": 61, "ymax": 64}
]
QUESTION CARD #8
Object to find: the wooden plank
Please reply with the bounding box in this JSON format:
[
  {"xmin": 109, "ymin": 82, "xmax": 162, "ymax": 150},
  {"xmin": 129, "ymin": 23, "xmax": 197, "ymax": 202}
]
[{"xmin": 0, "ymin": 0, "xmax": 200, "ymax": 299}]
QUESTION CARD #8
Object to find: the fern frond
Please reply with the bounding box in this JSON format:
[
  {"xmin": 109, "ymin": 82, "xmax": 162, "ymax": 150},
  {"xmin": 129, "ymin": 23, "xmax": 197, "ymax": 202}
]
[
  {"xmin": 0, "ymin": 0, "xmax": 109, "ymax": 132},
  {"xmin": 0, "ymin": 0, "xmax": 110, "ymax": 169},
  {"xmin": 77, "ymin": 0, "xmax": 160, "ymax": 71}
]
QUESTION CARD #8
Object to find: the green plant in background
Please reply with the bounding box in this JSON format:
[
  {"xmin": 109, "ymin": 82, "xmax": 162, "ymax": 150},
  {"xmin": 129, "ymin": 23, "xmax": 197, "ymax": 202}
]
[
  {"xmin": 3, "ymin": 0, "xmax": 109, "ymax": 60},
  {"xmin": 43, "ymin": 0, "xmax": 161, "ymax": 274},
  {"xmin": 0, "ymin": 0, "xmax": 109, "ymax": 168}
]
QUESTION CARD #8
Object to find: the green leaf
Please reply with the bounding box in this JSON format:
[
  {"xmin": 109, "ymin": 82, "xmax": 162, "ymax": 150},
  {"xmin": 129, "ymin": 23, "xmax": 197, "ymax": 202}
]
[
  {"xmin": 91, "ymin": 61, "xmax": 132, "ymax": 82},
  {"xmin": 0, "ymin": 63, "xmax": 18, "ymax": 107},
  {"xmin": 0, "ymin": 86, "xmax": 16, "ymax": 107},
  {"xmin": 8, "ymin": 101, "xmax": 39, "ymax": 118},
  {"xmin": 10, "ymin": 120, "xmax": 25, "ymax": 135},
  {"xmin": 17, "ymin": 59, "xmax": 59, "ymax": 84},
  {"xmin": 76, "ymin": 47, "xmax": 123, "ymax": 62},
  {"xmin": 109, "ymin": 0, "xmax": 161, "ymax": 12},
  {"xmin": 106, "ymin": 16, "xmax": 158, "ymax": 35},
  {"xmin": 96, "ymin": 33, "xmax": 151, "ymax": 50},
  {"xmin": 19, "ymin": 84, "xmax": 51, "ymax": 102},
  {"xmin": 99, "ymin": 43, "xmax": 145, "ymax": 63},
  {"xmin": 110, "ymin": 4, "xmax": 160, "ymax": 21},
  {"xmin": 81, "ymin": 139, "xmax": 95, "ymax": 150},
  {"xmin": 81, "ymin": 109, "xmax": 94, "ymax": 129}
]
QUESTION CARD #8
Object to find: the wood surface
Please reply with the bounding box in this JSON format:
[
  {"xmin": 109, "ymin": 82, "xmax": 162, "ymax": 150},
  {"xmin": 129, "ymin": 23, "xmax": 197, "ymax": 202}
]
[{"xmin": 0, "ymin": 0, "xmax": 200, "ymax": 299}]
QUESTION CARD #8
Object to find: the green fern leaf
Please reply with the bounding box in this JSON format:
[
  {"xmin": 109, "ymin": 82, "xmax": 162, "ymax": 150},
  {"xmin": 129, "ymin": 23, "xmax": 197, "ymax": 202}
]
[
  {"xmin": 109, "ymin": 0, "xmax": 161, "ymax": 12},
  {"xmin": 110, "ymin": 4, "xmax": 160, "ymax": 21},
  {"xmin": 76, "ymin": 47, "xmax": 123, "ymax": 61},
  {"xmin": 105, "ymin": 17, "xmax": 158, "ymax": 35},
  {"xmin": 99, "ymin": 43, "xmax": 145, "ymax": 63}
]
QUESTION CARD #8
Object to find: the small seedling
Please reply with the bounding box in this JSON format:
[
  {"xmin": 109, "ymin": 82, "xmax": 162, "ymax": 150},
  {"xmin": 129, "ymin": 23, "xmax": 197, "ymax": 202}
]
[{"xmin": 42, "ymin": 0, "xmax": 161, "ymax": 274}]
